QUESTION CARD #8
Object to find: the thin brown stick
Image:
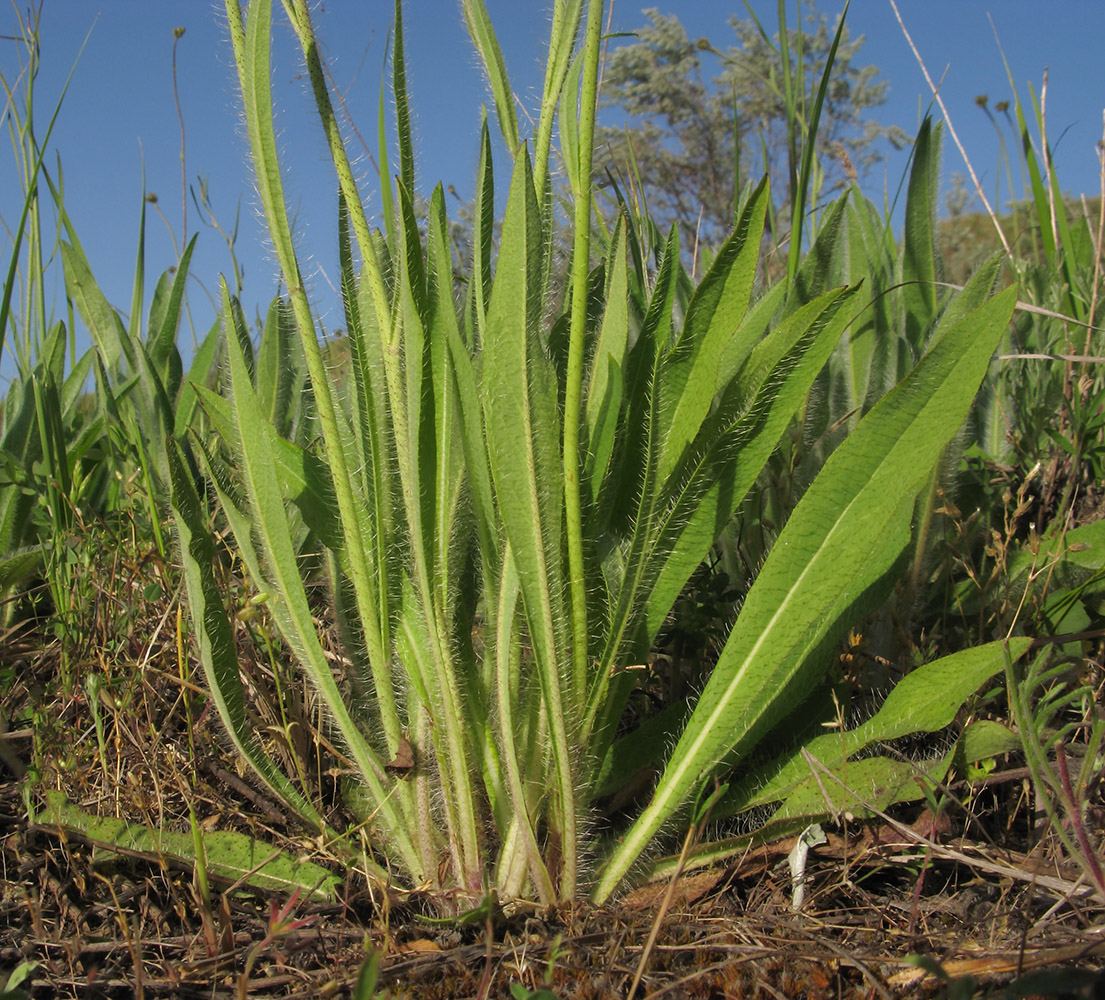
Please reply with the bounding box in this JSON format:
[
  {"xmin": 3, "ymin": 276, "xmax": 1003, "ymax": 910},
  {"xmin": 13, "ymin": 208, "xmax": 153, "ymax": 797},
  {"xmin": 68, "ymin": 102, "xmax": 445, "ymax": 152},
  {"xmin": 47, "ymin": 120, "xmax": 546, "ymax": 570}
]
[
  {"xmin": 888, "ymin": 0, "xmax": 1012, "ymax": 257},
  {"xmin": 800, "ymin": 749, "xmax": 1098, "ymax": 903}
]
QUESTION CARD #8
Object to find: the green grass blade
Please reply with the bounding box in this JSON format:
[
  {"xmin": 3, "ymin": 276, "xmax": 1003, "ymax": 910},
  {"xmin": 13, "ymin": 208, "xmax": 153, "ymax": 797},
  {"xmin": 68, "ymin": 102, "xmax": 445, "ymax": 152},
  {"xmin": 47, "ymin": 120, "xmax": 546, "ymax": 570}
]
[
  {"xmin": 785, "ymin": 0, "xmax": 849, "ymax": 285},
  {"xmin": 0, "ymin": 27, "xmax": 84, "ymax": 367},
  {"xmin": 1015, "ymin": 83, "xmax": 1055, "ymax": 266},
  {"xmin": 128, "ymin": 191, "xmax": 147, "ymax": 347}
]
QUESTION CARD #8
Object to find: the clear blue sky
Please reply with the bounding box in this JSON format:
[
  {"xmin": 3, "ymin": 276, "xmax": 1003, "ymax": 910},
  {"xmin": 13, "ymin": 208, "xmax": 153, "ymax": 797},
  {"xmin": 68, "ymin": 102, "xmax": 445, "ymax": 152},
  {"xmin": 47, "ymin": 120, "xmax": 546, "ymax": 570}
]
[{"xmin": 2, "ymin": 1, "xmax": 1103, "ymax": 385}]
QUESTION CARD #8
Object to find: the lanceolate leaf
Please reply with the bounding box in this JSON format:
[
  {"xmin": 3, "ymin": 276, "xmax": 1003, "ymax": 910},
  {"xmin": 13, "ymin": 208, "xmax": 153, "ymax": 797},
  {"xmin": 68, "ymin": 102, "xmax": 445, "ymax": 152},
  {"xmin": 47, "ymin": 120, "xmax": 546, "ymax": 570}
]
[
  {"xmin": 603, "ymin": 223, "xmax": 680, "ymax": 536},
  {"xmin": 481, "ymin": 148, "xmax": 577, "ymax": 893},
  {"xmin": 731, "ymin": 638, "xmax": 1032, "ymax": 815},
  {"xmin": 595, "ymin": 282, "xmax": 1017, "ymax": 902},
  {"xmin": 218, "ymin": 282, "xmax": 422, "ymax": 878},
  {"xmin": 60, "ymin": 240, "xmax": 133, "ymax": 373},
  {"xmin": 168, "ymin": 437, "xmax": 326, "ymax": 832},
  {"xmin": 583, "ymin": 216, "xmax": 629, "ymax": 508},
  {"xmin": 196, "ymin": 382, "xmax": 342, "ymax": 552},
  {"xmin": 461, "ymin": 0, "xmax": 519, "ymax": 155},
  {"xmin": 655, "ymin": 178, "xmax": 768, "ymax": 484},
  {"xmin": 255, "ymin": 295, "xmax": 297, "ymax": 437},
  {"xmin": 147, "ymin": 233, "xmax": 197, "ymax": 401},
  {"xmin": 470, "ymin": 112, "xmax": 495, "ymax": 339},
  {"xmin": 482, "ymin": 151, "xmax": 565, "ymax": 672},
  {"xmin": 901, "ymin": 117, "xmax": 941, "ymax": 356},
  {"xmin": 42, "ymin": 791, "xmax": 341, "ymax": 900},
  {"xmin": 639, "ymin": 285, "xmax": 859, "ymax": 652},
  {"xmin": 174, "ymin": 314, "xmax": 221, "ymax": 438}
]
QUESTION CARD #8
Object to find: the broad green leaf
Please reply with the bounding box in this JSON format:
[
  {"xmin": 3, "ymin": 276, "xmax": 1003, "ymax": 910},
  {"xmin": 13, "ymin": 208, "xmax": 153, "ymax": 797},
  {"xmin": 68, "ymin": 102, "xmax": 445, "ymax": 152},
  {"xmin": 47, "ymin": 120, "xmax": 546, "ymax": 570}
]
[
  {"xmin": 732, "ymin": 638, "xmax": 1031, "ymax": 814},
  {"xmin": 768, "ymin": 752, "xmax": 952, "ymax": 829},
  {"xmin": 957, "ymin": 719, "xmax": 1022, "ymax": 766},
  {"xmin": 482, "ymin": 150, "xmax": 565, "ymax": 674},
  {"xmin": 481, "ymin": 148, "xmax": 577, "ymax": 892},
  {"xmin": 789, "ymin": 192, "xmax": 849, "ymax": 311},
  {"xmin": 41, "ymin": 791, "xmax": 340, "ymax": 899},
  {"xmin": 841, "ymin": 191, "xmax": 894, "ymax": 416},
  {"xmin": 0, "ymin": 546, "xmax": 42, "ymax": 592},
  {"xmin": 603, "ymin": 223, "xmax": 680, "ymax": 534},
  {"xmin": 595, "ymin": 282, "xmax": 1017, "ymax": 902},
  {"xmin": 639, "ymin": 285, "xmax": 858, "ymax": 654},
  {"xmin": 715, "ymin": 280, "xmax": 787, "ymax": 390}
]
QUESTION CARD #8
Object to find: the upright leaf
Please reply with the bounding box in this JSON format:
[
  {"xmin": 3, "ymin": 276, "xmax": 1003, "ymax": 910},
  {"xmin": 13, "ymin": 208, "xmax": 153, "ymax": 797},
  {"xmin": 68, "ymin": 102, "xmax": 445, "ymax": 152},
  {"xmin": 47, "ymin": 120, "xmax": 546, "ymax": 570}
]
[{"xmin": 596, "ymin": 283, "xmax": 1017, "ymax": 902}]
